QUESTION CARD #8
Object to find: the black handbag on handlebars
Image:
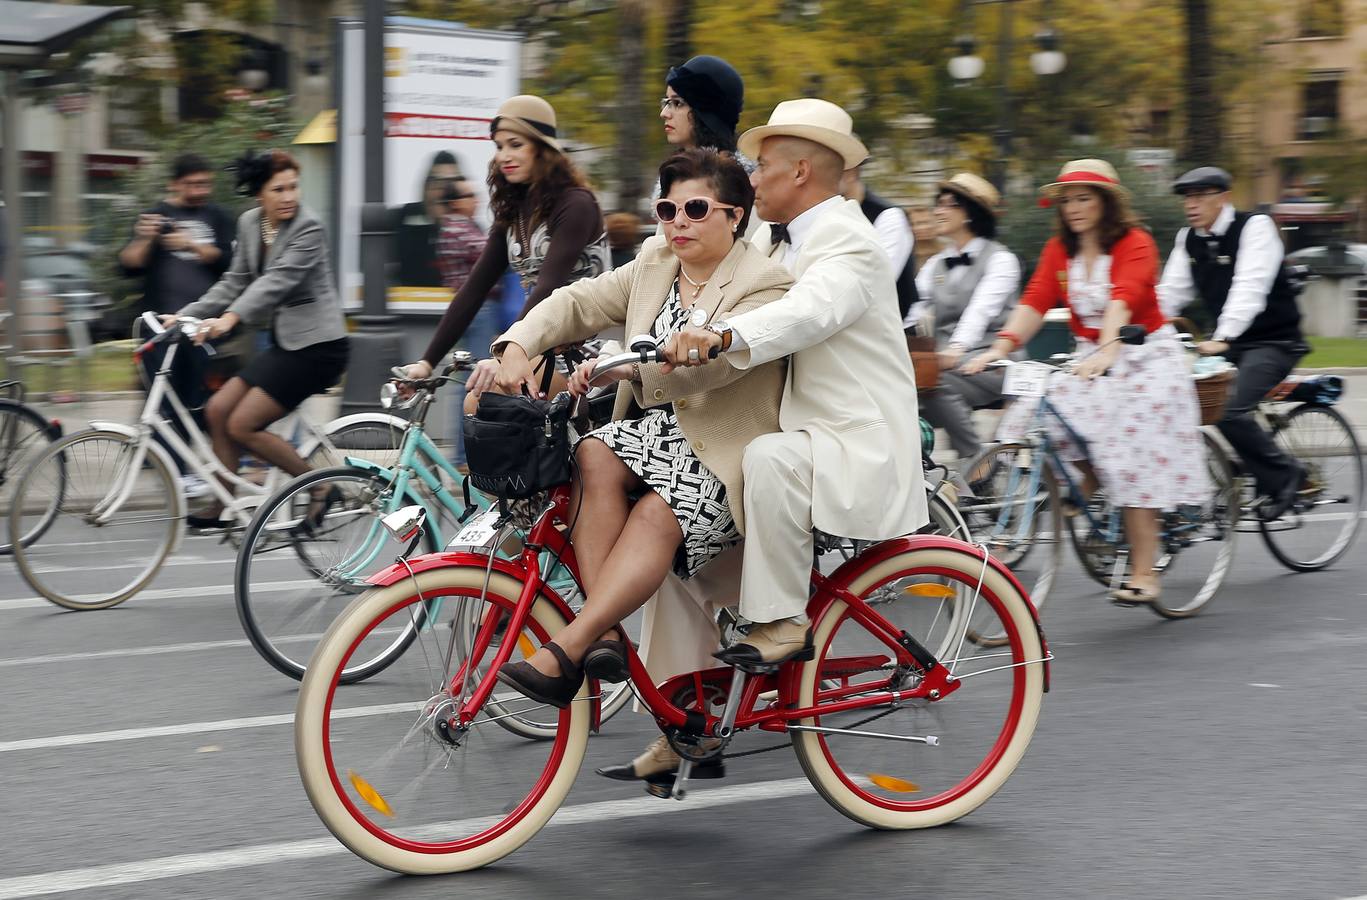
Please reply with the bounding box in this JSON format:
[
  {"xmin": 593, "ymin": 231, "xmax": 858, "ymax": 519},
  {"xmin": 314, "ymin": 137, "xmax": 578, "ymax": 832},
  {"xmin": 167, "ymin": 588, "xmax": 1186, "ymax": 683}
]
[{"xmin": 462, "ymin": 356, "xmax": 573, "ymax": 500}]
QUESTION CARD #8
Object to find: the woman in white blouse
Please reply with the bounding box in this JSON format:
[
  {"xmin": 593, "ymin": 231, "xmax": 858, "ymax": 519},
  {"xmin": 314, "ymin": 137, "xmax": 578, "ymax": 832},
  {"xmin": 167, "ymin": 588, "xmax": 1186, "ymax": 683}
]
[{"xmin": 904, "ymin": 173, "xmax": 1021, "ymax": 461}]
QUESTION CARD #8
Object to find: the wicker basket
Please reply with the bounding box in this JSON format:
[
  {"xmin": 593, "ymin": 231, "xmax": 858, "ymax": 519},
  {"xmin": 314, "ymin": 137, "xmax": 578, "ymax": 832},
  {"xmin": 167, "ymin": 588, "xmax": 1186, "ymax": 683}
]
[
  {"xmin": 1194, "ymin": 368, "xmax": 1235, "ymax": 426},
  {"xmin": 906, "ymin": 334, "xmax": 939, "ymax": 392}
]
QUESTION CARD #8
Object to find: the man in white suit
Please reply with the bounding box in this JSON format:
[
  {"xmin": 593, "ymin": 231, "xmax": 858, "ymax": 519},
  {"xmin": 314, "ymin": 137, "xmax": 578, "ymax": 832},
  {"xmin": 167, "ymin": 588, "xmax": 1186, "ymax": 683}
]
[{"xmin": 671, "ymin": 98, "xmax": 928, "ymax": 665}]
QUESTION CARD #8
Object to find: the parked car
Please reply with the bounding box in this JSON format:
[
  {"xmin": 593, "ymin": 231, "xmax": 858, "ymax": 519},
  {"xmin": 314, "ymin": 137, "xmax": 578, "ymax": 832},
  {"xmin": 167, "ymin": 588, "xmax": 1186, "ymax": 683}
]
[{"xmin": 21, "ymin": 238, "xmax": 128, "ymax": 341}]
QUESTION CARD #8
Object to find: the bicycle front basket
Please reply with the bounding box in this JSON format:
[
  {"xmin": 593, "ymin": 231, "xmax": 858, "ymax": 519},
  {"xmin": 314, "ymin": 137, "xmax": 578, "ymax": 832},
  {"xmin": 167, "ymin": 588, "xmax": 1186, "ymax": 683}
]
[{"xmin": 463, "ymin": 392, "xmax": 572, "ymax": 500}]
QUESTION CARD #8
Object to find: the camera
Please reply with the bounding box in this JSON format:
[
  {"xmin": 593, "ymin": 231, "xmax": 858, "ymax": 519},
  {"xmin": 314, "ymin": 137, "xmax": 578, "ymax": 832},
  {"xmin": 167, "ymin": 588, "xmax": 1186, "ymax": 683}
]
[{"xmin": 159, "ymin": 220, "xmax": 178, "ymax": 235}]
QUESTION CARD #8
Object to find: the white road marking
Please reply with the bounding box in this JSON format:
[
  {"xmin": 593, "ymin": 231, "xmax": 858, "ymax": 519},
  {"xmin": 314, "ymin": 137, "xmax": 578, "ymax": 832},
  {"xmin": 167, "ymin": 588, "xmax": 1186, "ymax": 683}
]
[
  {"xmin": 0, "ymin": 579, "xmax": 319, "ymax": 612},
  {"xmin": 0, "ymin": 777, "xmax": 815, "ymax": 898},
  {"xmin": 1248, "ymin": 683, "xmax": 1282, "ymax": 688},
  {"xmin": 0, "ymin": 702, "xmax": 418, "ymax": 754},
  {"xmin": 0, "ymin": 625, "xmax": 414, "ymax": 668}
]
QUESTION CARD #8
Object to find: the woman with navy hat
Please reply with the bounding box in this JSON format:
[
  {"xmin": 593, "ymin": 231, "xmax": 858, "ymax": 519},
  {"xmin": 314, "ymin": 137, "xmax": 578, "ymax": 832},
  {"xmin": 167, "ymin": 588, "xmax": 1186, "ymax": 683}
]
[{"xmin": 660, "ymin": 55, "xmax": 746, "ymax": 157}]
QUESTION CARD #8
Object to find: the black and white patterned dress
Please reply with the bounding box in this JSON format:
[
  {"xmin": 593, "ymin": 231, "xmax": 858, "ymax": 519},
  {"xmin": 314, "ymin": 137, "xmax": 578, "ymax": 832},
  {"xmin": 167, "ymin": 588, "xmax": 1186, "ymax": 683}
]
[{"xmin": 582, "ymin": 281, "xmax": 740, "ymax": 579}]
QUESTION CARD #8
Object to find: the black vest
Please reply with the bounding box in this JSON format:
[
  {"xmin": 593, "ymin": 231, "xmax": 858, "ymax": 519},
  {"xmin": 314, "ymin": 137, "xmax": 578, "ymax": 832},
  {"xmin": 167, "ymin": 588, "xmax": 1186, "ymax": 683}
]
[
  {"xmin": 858, "ymin": 191, "xmax": 919, "ymax": 318},
  {"xmin": 1185, "ymin": 211, "xmax": 1301, "ymax": 344}
]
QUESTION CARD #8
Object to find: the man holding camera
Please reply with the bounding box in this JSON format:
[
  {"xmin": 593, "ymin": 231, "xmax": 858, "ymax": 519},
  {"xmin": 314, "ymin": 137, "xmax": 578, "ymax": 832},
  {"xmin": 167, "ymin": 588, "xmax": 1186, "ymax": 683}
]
[
  {"xmin": 120, "ymin": 154, "xmax": 235, "ymax": 315},
  {"xmin": 1157, "ymin": 166, "xmax": 1309, "ymax": 522},
  {"xmin": 119, "ymin": 154, "xmax": 236, "ymax": 496}
]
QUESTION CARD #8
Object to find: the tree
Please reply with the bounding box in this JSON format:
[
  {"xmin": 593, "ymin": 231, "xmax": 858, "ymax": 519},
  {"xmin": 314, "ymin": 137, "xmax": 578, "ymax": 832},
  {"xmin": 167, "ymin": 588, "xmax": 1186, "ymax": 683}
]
[
  {"xmin": 615, "ymin": 0, "xmax": 649, "ymax": 214},
  {"xmin": 663, "ymin": 0, "xmax": 693, "ymax": 68},
  {"xmin": 1182, "ymin": 0, "xmax": 1222, "ymax": 164}
]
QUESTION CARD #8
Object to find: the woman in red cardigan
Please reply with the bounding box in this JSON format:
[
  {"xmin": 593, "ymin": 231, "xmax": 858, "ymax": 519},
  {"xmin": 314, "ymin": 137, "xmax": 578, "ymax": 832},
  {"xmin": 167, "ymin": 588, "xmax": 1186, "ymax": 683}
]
[{"xmin": 966, "ymin": 159, "xmax": 1209, "ymax": 606}]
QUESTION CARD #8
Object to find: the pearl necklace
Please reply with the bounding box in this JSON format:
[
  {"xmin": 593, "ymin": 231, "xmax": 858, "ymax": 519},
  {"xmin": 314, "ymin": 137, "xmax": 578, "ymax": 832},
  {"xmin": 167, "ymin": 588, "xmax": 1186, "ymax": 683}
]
[
  {"xmin": 261, "ymin": 217, "xmax": 278, "ymax": 247},
  {"xmin": 679, "ymin": 266, "xmax": 709, "ymax": 300}
]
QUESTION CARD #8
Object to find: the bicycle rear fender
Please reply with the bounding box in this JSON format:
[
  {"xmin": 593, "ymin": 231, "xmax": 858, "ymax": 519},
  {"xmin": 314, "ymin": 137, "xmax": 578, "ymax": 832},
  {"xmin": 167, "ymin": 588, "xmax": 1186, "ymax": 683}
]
[
  {"xmin": 88, "ymin": 421, "xmax": 187, "ymax": 556},
  {"xmin": 816, "ymin": 534, "xmax": 1050, "ymax": 692},
  {"xmin": 364, "ymin": 552, "xmax": 604, "ymax": 730},
  {"xmin": 298, "ymin": 412, "xmax": 411, "ymax": 458}
]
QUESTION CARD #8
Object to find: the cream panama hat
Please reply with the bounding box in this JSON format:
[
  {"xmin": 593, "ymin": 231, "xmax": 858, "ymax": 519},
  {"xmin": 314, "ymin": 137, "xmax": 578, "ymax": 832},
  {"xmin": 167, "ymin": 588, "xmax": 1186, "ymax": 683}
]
[
  {"xmin": 937, "ymin": 172, "xmax": 1000, "ymax": 217},
  {"xmin": 1038, "ymin": 158, "xmax": 1129, "ymax": 202},
  {"xmin": 490, "ymin": 94, "xmax": 563, "ymax": 154},
  {"xmin": 738, "ymin": 98, "xmax": 869, "ymax": 169}
]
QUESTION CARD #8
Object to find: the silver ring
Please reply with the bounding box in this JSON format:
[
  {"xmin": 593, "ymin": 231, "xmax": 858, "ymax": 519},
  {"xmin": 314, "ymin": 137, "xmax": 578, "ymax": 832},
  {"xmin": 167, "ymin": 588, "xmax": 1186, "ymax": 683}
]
[{"xmin": 688, "ymin": 347, "xmax": 701, "ymax": 363}]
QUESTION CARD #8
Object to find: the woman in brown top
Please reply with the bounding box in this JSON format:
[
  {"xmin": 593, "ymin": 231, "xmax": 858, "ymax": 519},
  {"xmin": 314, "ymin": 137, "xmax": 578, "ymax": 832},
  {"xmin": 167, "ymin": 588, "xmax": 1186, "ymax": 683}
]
[{"xmin": 400, "ymin": 95, "xmax": 610, "ymax": 392}]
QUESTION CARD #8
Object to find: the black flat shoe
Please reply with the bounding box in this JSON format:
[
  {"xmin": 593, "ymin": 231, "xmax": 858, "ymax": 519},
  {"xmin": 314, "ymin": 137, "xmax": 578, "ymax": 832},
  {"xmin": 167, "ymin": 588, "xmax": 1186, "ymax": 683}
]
[
  {"xmin": 495, "ymin": 641, "xmax": 584, "ymax": 709},
  {"xmin": 186, "ymin": 513, "xmax": 232, "ymax": 530},
  {"xmin": 583, "ymin": 628, "xmax": 629, "ymax": 683},
  {"xmin": 296, "ymin": 485, "xmax": 344, "ymax": 535},
  {"xmin": 1258, "ymin": 465, "xmax": 1305, "ymax": 523}
]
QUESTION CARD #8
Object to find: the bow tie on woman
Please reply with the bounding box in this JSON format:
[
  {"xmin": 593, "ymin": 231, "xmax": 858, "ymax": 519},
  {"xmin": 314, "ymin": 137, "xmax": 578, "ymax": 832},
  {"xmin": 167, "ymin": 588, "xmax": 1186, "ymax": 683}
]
[{"xmin": 945, "ymin": 252, "xmax": 973, "ymax": 270}]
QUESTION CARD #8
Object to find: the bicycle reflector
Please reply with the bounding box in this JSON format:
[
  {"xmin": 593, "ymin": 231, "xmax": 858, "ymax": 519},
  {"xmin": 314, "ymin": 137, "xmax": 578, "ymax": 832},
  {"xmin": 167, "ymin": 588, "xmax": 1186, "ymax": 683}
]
[
  {"xmin": 904, "ymin": 583, "xmax": 957, "ymax": 599},
  {"xmin": 348, "ymin": 770, "xmax": 395, "ymax": 818},
  {"xmin": 868, "ymin": 774, "xmax": 920, "ymax": 793}
]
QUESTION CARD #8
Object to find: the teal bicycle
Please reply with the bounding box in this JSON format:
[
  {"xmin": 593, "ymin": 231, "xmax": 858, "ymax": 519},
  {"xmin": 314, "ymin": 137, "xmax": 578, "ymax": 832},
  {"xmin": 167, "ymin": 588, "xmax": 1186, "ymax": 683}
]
[{"xmin": 233, "ymin": 353, "xmax": 620, "ymax": 734}]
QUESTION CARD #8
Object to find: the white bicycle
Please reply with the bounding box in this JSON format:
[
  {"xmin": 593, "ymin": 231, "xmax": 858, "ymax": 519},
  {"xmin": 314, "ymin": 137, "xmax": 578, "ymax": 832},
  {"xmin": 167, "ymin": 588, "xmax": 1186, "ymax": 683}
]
[{"xmin": 8, "ymin": 312, "xmax": 408, "ymax": 610}]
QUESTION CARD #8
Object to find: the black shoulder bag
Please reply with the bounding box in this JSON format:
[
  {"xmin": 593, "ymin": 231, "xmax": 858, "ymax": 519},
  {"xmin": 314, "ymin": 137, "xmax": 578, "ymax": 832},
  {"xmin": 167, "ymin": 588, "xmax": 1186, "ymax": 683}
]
[{"xmin": 463, "ymin": 353, "xmax": 573, "ymax": 500}]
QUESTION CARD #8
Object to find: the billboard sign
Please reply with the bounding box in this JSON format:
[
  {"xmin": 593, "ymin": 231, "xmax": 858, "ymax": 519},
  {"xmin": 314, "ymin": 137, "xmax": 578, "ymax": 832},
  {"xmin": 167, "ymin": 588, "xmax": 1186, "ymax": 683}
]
[{"xmin": 336, "ymin": 18, "xmax": 521, "ymax": 312}]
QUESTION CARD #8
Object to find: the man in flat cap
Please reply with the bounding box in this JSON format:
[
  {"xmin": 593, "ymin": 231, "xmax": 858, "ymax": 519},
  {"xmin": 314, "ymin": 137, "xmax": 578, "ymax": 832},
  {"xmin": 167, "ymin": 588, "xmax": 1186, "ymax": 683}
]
[{"xmin": 1158, "ymin": 166, "xmax": 1308, "ymax": 522}]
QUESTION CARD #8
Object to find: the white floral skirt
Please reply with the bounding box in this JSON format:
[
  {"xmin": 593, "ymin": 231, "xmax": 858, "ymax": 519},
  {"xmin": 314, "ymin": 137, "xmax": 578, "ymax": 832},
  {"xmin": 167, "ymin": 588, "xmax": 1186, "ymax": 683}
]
[{"xmin": 997, "ymin": 328, "xmax": 1212, "ymax": 510}]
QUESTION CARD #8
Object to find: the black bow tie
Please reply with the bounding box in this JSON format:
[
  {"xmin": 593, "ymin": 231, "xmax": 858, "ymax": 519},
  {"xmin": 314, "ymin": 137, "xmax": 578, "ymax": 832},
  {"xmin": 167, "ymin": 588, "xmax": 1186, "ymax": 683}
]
[
  {"xmin": 769, "ymin": 222, "xmax": 792, "ymax": 245},
  {"xmin": 945, "ymin": 253, "xmax": 973, "ymax": 270}
]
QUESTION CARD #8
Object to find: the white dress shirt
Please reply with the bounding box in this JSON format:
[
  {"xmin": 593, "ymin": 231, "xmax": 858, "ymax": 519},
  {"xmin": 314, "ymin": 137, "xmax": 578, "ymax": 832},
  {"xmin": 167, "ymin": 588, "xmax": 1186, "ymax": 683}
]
[
  {"xmin": 904, "ymin": 236, "xmax": 1021, "ymax": 348},
  {"xmin": 728, "ymin": 195, "xmax": 846, "ymax": 350},
  {"xmin": 871, "ymin": 206, "xmax": 914, "ymax": 276},
  {"xmin": 1156, "ymin": 203, "xmax": 1284, "ymax": 342}
]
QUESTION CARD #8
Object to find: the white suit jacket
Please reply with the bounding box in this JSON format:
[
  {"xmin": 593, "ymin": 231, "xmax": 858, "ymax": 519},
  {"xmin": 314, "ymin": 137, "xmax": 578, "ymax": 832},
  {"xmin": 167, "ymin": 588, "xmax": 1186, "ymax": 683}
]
[{"xmin": 727, "ymin": 198, "xmax": 927, "ymax": 540}]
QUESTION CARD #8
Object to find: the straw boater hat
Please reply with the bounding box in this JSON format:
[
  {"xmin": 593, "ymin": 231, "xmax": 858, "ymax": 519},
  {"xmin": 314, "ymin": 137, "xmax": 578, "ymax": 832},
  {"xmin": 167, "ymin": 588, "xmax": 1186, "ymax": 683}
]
[
  {"xmin": 738, "ymin": 98, "xmax": 868, "ymax": 169},
  {"xmin": 1038, "ymin": 158, "xmax": 1129, "ymax": 203},
  {"xmin": 490, "ymin": 95, "xmax": 563, "ymax": 154},
  {"xmin": 937, "ymin": 172, "xmax": 1000, "ymax": 218}
]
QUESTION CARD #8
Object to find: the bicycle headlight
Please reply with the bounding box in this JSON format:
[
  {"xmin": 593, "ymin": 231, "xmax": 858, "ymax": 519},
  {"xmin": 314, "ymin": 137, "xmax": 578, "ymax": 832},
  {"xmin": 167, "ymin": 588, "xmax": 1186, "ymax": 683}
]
[{"xmin": 379, "ymin": 382, "xmax": 398, "ymax": 409}]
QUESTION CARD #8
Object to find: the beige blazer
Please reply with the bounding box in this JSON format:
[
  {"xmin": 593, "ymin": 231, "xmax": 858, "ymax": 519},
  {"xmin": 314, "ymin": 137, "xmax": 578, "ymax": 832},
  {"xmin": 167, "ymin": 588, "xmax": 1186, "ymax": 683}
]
[
  {"xmin": 727, "ymin": 198, "xmax": 927, "ymax": 540},
  {"xmin": 497, "ymin": 235, "xmax": 792, "ymax": 534}
]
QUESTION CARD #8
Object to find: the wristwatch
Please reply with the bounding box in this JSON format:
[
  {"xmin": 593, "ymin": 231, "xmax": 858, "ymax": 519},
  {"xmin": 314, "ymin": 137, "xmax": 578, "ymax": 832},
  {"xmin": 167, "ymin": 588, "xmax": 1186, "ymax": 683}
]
[{"xmin": 706, "ymin": 321, "xmax": 734, "ymax": 352}]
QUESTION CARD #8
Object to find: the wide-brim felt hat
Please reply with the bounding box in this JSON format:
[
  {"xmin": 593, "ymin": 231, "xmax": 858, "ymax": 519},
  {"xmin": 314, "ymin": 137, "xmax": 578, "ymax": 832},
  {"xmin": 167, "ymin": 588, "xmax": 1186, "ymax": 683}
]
[
  {"xmin": 738, "ymin": 98, "xmax": 868, "ymax": 169},
  {"xmin": 490, "ymin": 94, "xmax": 563, "ymax": 154},
  {"xmin": 938, "ymin": 172, "xmax": 1000, "ymax": 219},
  {"xmin": 1038, "ymin": 158, "xmax": 1129, "ymax": 203}
]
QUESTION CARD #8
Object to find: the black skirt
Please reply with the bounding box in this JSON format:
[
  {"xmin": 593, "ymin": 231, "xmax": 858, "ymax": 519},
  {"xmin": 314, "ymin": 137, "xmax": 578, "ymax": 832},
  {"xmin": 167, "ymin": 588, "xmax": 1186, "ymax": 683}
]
[{"xmin": 239, "ymin": 337, "xmax": 349, "ymax": 411}]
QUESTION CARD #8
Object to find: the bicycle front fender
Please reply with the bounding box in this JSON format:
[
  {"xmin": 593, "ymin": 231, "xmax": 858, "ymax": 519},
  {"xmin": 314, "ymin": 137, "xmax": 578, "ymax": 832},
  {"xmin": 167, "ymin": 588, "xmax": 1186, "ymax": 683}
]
[
  {"xmin": 297, "ymin": 412, "xmax": 411, "ymax": 459},
  {"xmin": 815, "ymin": 534, "xmax": 1051, "ymax": 692},
  {"xmin": 365, "ymin": 551, "xmax": 581, "ymax": 628},
  {"xmin": 341, "ymin": 458, "xmax": 446, "ymax": 545}
]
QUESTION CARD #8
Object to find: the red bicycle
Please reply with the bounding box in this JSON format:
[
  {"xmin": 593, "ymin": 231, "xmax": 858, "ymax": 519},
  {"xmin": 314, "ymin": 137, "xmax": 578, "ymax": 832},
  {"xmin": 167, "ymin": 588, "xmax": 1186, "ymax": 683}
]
[{"xmin": 294, "ymin": 345, "xmax": 1051, "ymax": 874}]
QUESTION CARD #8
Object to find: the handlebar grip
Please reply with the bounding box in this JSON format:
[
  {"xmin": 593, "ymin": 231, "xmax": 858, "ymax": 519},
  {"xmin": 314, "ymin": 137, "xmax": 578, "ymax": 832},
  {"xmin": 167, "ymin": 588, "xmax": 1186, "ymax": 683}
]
[{"xmin": 707, "ymin": 345, "xmax": 720, "ymax": 360}]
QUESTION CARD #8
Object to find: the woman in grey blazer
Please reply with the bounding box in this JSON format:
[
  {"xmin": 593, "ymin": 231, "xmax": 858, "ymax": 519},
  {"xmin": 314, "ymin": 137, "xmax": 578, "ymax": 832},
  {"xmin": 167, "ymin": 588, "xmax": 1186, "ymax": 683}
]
[{"xmin": 171, "ymin": 150, "xmax": 349, "ymax": 527}]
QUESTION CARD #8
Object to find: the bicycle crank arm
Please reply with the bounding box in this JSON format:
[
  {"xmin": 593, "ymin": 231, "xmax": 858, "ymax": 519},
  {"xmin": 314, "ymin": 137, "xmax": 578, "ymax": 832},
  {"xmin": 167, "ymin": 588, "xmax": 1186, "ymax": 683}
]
[{"xmin": 787, "ymin": 724, "xmax": 940, "ymax": 745}]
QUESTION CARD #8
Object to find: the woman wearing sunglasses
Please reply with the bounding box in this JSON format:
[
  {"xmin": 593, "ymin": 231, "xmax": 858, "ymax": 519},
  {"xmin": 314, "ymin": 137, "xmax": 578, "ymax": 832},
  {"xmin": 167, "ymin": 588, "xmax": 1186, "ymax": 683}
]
[
  {"xmin": 399, "ymin": 95, "xmax": 610, "ymax": 407},
  {"xmin": 484, "ymin": 149, "xmax": 792, "ymax": 718}
]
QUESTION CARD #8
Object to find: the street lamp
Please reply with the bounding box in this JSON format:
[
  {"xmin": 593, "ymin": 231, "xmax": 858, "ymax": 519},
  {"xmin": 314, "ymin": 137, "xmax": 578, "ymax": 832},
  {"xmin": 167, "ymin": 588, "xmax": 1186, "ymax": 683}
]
[
  {"xmin": 946, "ymin": 0, "xmax": 1066, "ymax": 190},
  {"xmin": 1029, "ymin": 28, "xmax": 1066, "ymax": 76}
]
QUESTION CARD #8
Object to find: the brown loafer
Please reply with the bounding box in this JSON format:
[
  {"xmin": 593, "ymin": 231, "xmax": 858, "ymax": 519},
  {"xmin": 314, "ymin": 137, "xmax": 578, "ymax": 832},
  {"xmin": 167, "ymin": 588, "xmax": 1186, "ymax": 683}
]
[
  {"xmin": 596, "ymin": 735, "xmax": 725, "ymax": 782},
  {"xmin": 713, "ymin": 618, "xmax": 814, "ymax": 667},
  {"xmin": 495, "ymin": 641, "xmax": 584, "ymax": 709}
]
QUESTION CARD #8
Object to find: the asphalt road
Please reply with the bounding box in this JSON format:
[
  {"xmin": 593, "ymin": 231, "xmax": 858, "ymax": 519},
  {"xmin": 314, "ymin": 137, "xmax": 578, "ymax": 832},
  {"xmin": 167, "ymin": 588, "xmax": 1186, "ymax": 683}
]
[{"xmin": 1, "ymin": 526, "xmax": 1366, "ymax": 900}]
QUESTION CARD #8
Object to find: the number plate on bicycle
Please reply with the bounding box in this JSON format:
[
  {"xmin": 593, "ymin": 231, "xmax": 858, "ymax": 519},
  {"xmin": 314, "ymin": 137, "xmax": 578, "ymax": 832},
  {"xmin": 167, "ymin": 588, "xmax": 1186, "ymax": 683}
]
[
  {"xmin": 1003, "ymin": 362, "xmax": 1051, "ymax": 398},
  {"xmin": 446, "ymin": 508, "xmax": 502, "ymax": 552}
]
